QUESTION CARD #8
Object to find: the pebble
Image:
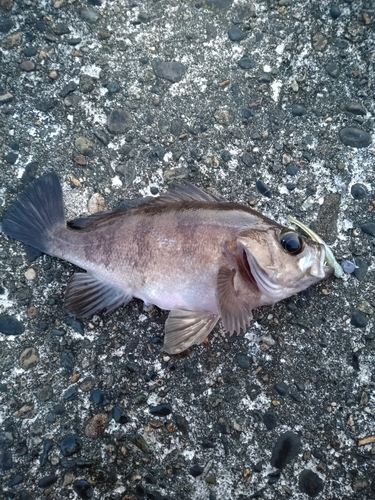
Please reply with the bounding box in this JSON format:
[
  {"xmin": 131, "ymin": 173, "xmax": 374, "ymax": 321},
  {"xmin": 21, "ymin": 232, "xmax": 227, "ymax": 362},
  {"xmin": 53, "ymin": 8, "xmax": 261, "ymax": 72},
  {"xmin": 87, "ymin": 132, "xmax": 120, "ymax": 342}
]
[
  {"xmin": 263, "ymin": 411, "xmax": 277, "ymax": 430},
  {"xmin": 353, "ymin": 257, "xmax": 369, "ymax": 280},
  {"xmin": 0, "ymin": 92, "xmax": 14, "ymax": 104},
  {"xmin": 63, "ymin": 386, "xmax": 78, "ymax": 400},
  {"xmin": 37, "ymin": 474, "xmax": 58, "ymax": 488},
  {"xmin": 59, "ymin": 81, "xmax": 78, "ymax": 97},
  {"xmin": 98, "ymin": 29, "xmax": 111, "ymax": 40},
  {"xmin": 0, "ymin": 315, "xmax": 25, "ymax": 335},
  {"xmin": 360, "ymin": 222, "xmax": 375, "ymax": 236},
  {"xmin": 330, "ymin": 6, "xmax": 341, "ymax": 19},
  {"xmin": 299, "ymin": 469, "xmax": 324, "ymax": 497},
  {"xmin": 90, "ymin": 390, "xmax": 109, "ymax": 405},
  {"xmin": 312, "ymin": 33, "xmax": 328, "ymax": 51},
  {"xmin": 351, "ymin": 311, "xmax": 368, "ymax": 328},
  {"xmin": 8, "ymin": 475, "xmax": 23, "ymax": 486},
  {"xmin": 19, "ymin": 347, "xmax": 39, "ymax": 369},
  {"xmin": 2, "ymin": 32, "xmax": 22, "ymax": 49},
  {"xmin": 151, "ymin": 60, "xmax": 187, "ymax": 83},
  {"xmin": 93, "ymin": 128, "xmax": 109, "ymax": 145},
  {"xmin": 228, "ymin": 26, "xmax": 247, "ymax": 41},
  {"xmin": 132, "ymin": 434, "xmax": 150, "ymax": 453},
  {"xmin": 256, "ymin": 180, "xmax": 272, "ymax": 197},
  {"xmin": 236, "ymin": 353, "xmax": 250, "ymax": 369},
  {"xmin": 60, "ymin": 435, "xmax": 82, "ymax": 456},
  {"xmin": 88, "ymin": 193, "xmax": 106, "ymax": 213},
  {"xmin": 0, "ymin": 451, "xmax": 13, "ymax": 470},
  {"xmin": 346, "ymin": 102, "xmax": 366, "ymax": 116},
  {"xmin": 0, "ymin": 18, "xmax": 12, "ymax": 33},
  {"xmin": 67, "ymin": 37, "xmax": 82, "ymax": 46},
  {"xmin": 112, "ymin": 405, "xmax": 130, "ymax": 424},
  {"xmin": 238, "ymin": 56, "xmax": 255, "ymax": 69},
  {"xmin": 339, "ymin": 127, "xmax": 372, "ymax": 148},
  {"xmin": 213, "ymin": 108, "xmax": 233, "ymax": 125},
  {"xmin": 149, "ymin": 403, "xmax": 172, "ymax": 416},
  {"xmin": 24, "ymin": 46, "xmax": 37, "ymax": 57},
  {"xmin": 242, "ymin": 152, "xmax": 256, "ymax": 167},
  {"xmin": 85, "ymin": 414, "xmax": 109, "ymax": 438},
  {"xmin": 5, "ymin": 151, "xmax": 18, "ymax": 164},
  {"xmin": 75, "ymin": 137, "xmax": 95, "ymax": 156},
  {"xmin": 49, "ymin": 70, "xmax": 58, "ymax": 80},
  {"xmin": 292, "ymin": 104, "xmax": 306, "ymax": 116},
  {"xmin": 80, "ymin": 7, "xmax": 99, "ymax": 23},
  {"xmin": 325, "ymin": 62, "xmax": 340, "ymax": 78},
  {"xmin": 39, "ymin": 439, "xmax": 54, "ymax": 467},
  {"xmin": 79, "ymin": 74, "xmax": 95, "ymax": 94},
  {"xmin": 270, "ymin": 432, "xmax": 302, "ymax": 468},
  {"xmin": 24, "ymin": 268, "xmax": 36, "ymax": 280},
  {"xmin": 275, "ymin": 382, "xmax": 289, "ymax": 395},
  {"xmin": 73, "ymin": 479, "xmax": 94, "ymax": 499},
  {"xmin": 64, "ymin": 317, "xmax": 84, "ymax": 334},
  {"xmin": 350, "ymin": 183, "xmax": 367, "ymax": 199},
  {"xmin": 107, "ymin": 108, "xmax": 133, "ymax": 134},
  {"xmin": 190, "ymin": 464, "xmax": 203, "ymax": 477},
  {"xmin": 107, "ymin": 81, "xmax": 120, "ymax": 93},
  {"xmin": 342, "ymin": 261, "xmax": 356, "ymax": 274}
]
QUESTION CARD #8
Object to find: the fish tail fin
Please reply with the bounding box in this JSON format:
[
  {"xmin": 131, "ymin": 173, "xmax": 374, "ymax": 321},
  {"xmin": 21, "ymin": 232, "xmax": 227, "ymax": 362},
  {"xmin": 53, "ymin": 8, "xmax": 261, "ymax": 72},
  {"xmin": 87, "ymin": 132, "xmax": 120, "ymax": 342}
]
[{"xmin": 1, "ymin": 172, "xmax": 65, "ymax": 254}]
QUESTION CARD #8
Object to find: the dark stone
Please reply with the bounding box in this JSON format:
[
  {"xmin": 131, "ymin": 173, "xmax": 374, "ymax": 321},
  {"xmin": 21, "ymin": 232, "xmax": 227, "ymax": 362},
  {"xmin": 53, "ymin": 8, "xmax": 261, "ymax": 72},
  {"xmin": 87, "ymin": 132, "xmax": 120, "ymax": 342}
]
[
  {"xmin": 149, "ymin": 403, "xmax": 172, "ymax": 416},
  {"xmin": 292, "ymin": 104, "xmax": 306, "ymax": 116},
  {"xmin": 64, "ymin": 317, "xmax": 84, "ymax": 334},
  {"xmin": 60, "ymin": 350, "xmax": 75, "ymax": 372},
  {"xmin": 60, "ymin": 435, "xmax": 82, "ymax": 457},
  {"xmin": 0, "ymin": 19, "xmax": 13, "ymax": 33},
  {"xmin": 37, "ymin": 474, "xmax": 58, "ymax": 488},
  {"xmin": 22, "ymin": 161, "xmax": 39, "ymax": 183},
  {"xmin": 107, "ymin": 108, "xmax": 133, "ymax": 134},
  {"xmin": 53, "ymin": 23, "xmax": 71, "ymax": 35},
  {"xmin": 275, "ymin": 382, "xmax": 289, "ymax": 395},
  {"xmin": 270, "ymin": 431, "xmax": 302, "ymax": 468},
  {"xmin": 350, "ymin": 183, "xmax": 367, "ymax": 199},
  {"xmin": 175, "ymin": 414, "xmax": 189, "ymax": 434},
  {"xmin": 112, "ymin": 405, "xmax": 130, "ymax": 424},
  {"xmin": 0, "ymin": 315, "xmax": 24, "ymax": 335},
  {"xmin": 325, "ymin": 62, "xmax": 340, "ymax": 78},
  {"xmin": 24, "ymin": 46, "xmax": 37, "ymax": 57},
  {"xmin": 339, "ymin": 127, "xmax": 372, "ymax": 148},
  {"xmin": 286, "ymin": 164, "xmax": 299, "ymax": 175},
  {"xmin": 93, "ymin": 128, "xmax": 109, "ymax": 146},
  {"xmin": 5, "ymin": 152, "xmax": 18, "ymax": 164},
  {"xmin": 253, "ymin": 461, "xmax": 263, "ymax": 472},
  {"xmin": 59, "ymin": 81, "xmax": 78, "ymax": 98},
  {"xmin": 351, "ymin": 353, "xmax": 360, "ymax": 371},
  {"xmin": 290, "ymin": 391, "xmax": 303, "ymax": 402},
  {"xmin": 246, "ymin": 383, "xmax": 261, "ymax": 400},
  {"xmin": 221, "ymin": 150, "xmax": 231, "ymax": 162},
  {"xmin": 52, "ymin": 404, "xmax": 65, "ymax": 415},
  {"xmin": 67, "ymin": 37, "xmax": 82, "ymax": 46},
  {"xmin": 263, "ymin": 411, "xmax": 277, "ymax": 430},
  {"xmin": 353, "ymin": 258, "xmax": 369, "ymax": 281},
  {"xmin": 190, "ymin": 464, "xmax": 204, "ymax": 477},
  {"xmin": 63, "ymin": 386, "xmax": 78, "ymax": 400},
  {"xmin": 90, "ymin": 390, "xmax": 109, "ymax": 405},
  {"xmin": 236, "ymin": 353, "xmax": 250, "ymax": 369},
  {"xmin": 80, "ymin": 7, "xmax": 99, "ymax": 23},
  {"xmin": 138, "ymin": 12, "xmax": 153, "ymax": 23},
  {"xmin": 36, "ymin": 99, "xmax": 59, "ymax": 112},
  {"xmin": 151, "ymin": 60, "xmax": 187, "ymax": 83},
  {"xmin": 299, "ymin": 469, "xmax": 324, "ymax": 497},
  {"xmin": 238, "ymin": 57, "xmax": 255, "ymax": 69},
  {"xmin": 256, "ymin": 180, "xmax": 272, "ymax": 197},
  {"xmin": 36, "ymin": 20, "xmax": 46, "ymax": 32},
  {"xmin": 330, "ymin": 6, "xmax": 341, "ymax": 19},
  {"xmin": 107, "ymin": 82, "xmax": 120, "ymax": 93},
  {"xmin": 351, "ymin": 311, "xmax": 368, "ymax": 328},
  {"xmin": 52, "ymin": 328, "xmax": 65, "ymax": 337},
  {"xmin": 360, "ymin": 222, "xmax": 375, "ymax": 236},
  {"xmin": 268, "ymin": 470, "xmax": 281, "ymax": 484},
  {"xmin": 228, "ymin": 26, "xmax": 247, "ymax": 41},
  {"xmin": 0, "ymin": 451, "xmax": 13, "ymax": 470},
  {"xmin": 80, "ymin": 74, "xmax": 95, "ymax": 94},
  {"xmin": 241, "ymin": 153, "xmax": 256, "ymax": 167},
  {"xmin": 73, "ymin": 479, "xmax": 94, "ymax": 499},
  {"xmin": 39, "ymin": 439, "xmax": 54, "ymax": 467},
  {"xmin": 295, "ymin": 381, "xmax": 305, "ymax": 391},
  {"xmin": 8, "ymin": 475, "xmax": 23, "ymax": 486},
  {"xmin": 346, "ymin": 102, "xmax": 366, "ymax": 116}
]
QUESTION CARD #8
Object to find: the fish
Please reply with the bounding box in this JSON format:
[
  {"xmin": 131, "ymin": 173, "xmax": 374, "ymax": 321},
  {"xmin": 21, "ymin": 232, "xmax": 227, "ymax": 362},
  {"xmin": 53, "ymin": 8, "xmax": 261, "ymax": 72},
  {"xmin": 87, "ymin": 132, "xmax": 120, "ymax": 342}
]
[{"xmin": 1, "ymin": 172, "xmax": 334, "ymax": 354}]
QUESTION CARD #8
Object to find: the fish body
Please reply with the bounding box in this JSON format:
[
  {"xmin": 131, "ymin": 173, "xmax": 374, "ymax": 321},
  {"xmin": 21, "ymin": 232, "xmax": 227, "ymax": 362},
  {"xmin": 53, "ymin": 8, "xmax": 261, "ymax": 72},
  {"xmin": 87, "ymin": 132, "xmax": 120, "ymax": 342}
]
[{"xmin": 1, "ymin": 173, "xmax": 332, "ymax": 353}]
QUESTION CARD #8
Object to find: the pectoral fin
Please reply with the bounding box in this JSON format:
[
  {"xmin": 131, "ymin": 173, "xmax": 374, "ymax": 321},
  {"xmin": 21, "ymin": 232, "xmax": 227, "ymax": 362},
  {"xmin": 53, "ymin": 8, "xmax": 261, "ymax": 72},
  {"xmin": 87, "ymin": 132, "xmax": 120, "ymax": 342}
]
[
  {"xmin": 217, "ymin": 266, "xmax": 253, "ymax": 335},
  {"xmin": 64, "ymin": 273, "xmax": 132, "ymax": 318},
  {"xmin": 164, "ymin": 308, "xmax": 219, "ymax": 354}
]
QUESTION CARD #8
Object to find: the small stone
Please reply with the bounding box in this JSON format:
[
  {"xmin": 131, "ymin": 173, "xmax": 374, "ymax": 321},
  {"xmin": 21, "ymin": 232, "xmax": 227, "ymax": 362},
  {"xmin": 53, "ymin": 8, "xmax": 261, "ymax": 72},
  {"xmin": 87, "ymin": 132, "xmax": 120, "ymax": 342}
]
[
  {"xmin": 256, "ymin": 180, "xmax": 272, "ymax": 197},
  {"xmin": 350, "ymin": 183, "xmax": 367, "ymax": 199},
  {"xmin": 351, "ymin": 311, "xmax": 368, "ymax": 328},
  {"xmin": 68, "ymin": 173, "xmax": 81, "ymax": 187},
  {"xmin": 93, "ymin": 128, "xmax": 109, "ymax": 145},
  {"xmin": 238, "ymin": 57, "xmax": 255, "ymax": 69},
  {"xmin": 270, "ymin": 432, "xmax": 302, "ymax": 468},
  {"xmin": 88, "ymin": 193, "xmax": 106, "ymax": 214},
  {"xmin": 5, "ymin": 152, "xmax": 18, "ymax": 164},
  {"xmin": 0, "ymin": 93, "xmax": 14, "ymax": 104},
  {"xmin": 80, "ymin": 7, "xmax": 99, "ymax": 23},
  {"xmin": 263, "ymin": 411, "xmax": 277, "ymax": 430},
  {"xmin": 149, "ymin": 403, "xmax": 172, "ymax": 416},
  {"xmin": 67, "ymin": 37, "xmax": 82, "ymax": 46},
  {"xmin": 360, "ymin": 222, "xmax": 375, "ymax": 236},
  {"xmin": 190, "ymin": 464, "xmax": 204, "ymax": 477},
  {"xmin": 325, "ymin": 62, "xmax": 340, "ymax": 78},
  {"xmin": 53, "ymin": 23, "xmax": 70, "ymax": 35},
  {"xmin": 19, "ymin": 60, "xmax": 35, "ymax": 73},
  {"xmin": 75, "ymin": 137, "xmax": 95, "ymax": 156},
  {"xmin": 112, "ymin": 405, "xmax": 130, "ymax": 424},
  {"xmin": 107, "ymin": 81, "xmax": 120, "ymax": 93},
  {"xmin": 339, "ymin": 127, "xmax": 372, "ymax": 148},
  {"xmin": 37, "ymin": 474, "xmax": 58, "ymax": 488},
  {"xmin": 151, "ymin": 60, "xmax": 187, "ymax": 83},
  {"xmin": 60, "ymin": 435, "xmax": 82, "ymax": 457},
  {"xmin": 132, "ymin": 434, "xmax": 150, "ymax": 453},
  {"xmin": 236, "ymin": 353, "xmax": 250, "ymax": 369},
  {"xmin": 2, "ymin": 32, "xmax": 22, "ymax": 49},
  {"xmin": 8, "ymin": 475, "xmax": 23, "ymax": 487},
  {"xmin": 73, "ymin": 479, "xmax": 94, "ymax": 499},
  {"xmin": 0, "ymin": 451, "xmax": 13, "ymax": 471},
  {"xmin": 214, "ymin": 108, "xmax": 234, "ymax": 124},
  {"xmin": 242, "ymin": 153, "xmax": 256, "ymax": 167},
  {"xmin": 341, "ymin": 261, "xmax": 356, "ymax": 274},
  {"xmin": 85, "ymin": 414, "xmax": 109, "ymax": 438},
  {"xmin": 24, "ymin": 268, "xmax": 36, "ymax": 280},
  {"xmin": 107, "ymin": 108, "xmax": 133, "ymax": 134},
  {"xmin": 228, "ymin": 26, "xmax": 247, "ymax": 41},
  {"xmin": 346, "ymin": 102, "xmax": 366, "ymax": 116},
  {"xmin": 292, "ymin": 104, "xmax": 306, "ymax": 116},
  {"xmin": 49, "ymin": 70, "xmax": 58, "ymax": 80},
  {"xmin": 275, "ymin": 382, "xmax": 289, "ymax": 395},
  {"xmin": 353, "ymin": 258, "xmax": 369, "ymax": 280},
  {"xmin": 79, "ymin": 74, "xmax": 95, "ymax": 94},
  {"xmin": 0, "ymin": 315, "xmax": 25, "ymax": 335},
  {"xmin": 299, "ymin": 469, "xmax": 324, "ymax": 497},
  {"xmin": 312, "ymin": 33, "xmax": 328, "ymax": 51},
  {"xmin": 98, "ymin": 30, "xmax": 111, "ymax": 40},
  {"xmin": 19, "ymin": 347, "xmax": 39, "ymax": 369},
  {"xmin": 330, "ymin": 6, "xmax": 341, "ymax": 19},
  {"xmin": 60, "ymin": 81, "xmax": 78, "ymax": 98},
  {"xmin": 74, "ymin": 154, "xmax": 87, "ymax": 166}
]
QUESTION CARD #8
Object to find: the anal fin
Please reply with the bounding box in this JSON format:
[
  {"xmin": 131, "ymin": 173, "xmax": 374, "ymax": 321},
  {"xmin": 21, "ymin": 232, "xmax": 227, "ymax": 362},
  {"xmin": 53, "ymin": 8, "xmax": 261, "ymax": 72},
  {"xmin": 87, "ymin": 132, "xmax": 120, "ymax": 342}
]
[
  {"xmin": 217, "ymin": 266, "xmax": 253, "ymax": 335},
  {"xmin": 164, "ymin": 308, "xmax": 219, "ymax": 354},
  {"xmin": 64, "ymin": 273, "xmax": 132, "ymax": 318}
]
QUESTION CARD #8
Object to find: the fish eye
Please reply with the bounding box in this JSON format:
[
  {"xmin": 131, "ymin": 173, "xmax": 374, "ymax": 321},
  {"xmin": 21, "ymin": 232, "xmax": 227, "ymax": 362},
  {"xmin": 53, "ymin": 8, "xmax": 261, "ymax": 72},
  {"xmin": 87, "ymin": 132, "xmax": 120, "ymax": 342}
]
[{"xmin": 280, "ymin": 231, "xmax": 303, "ymax": 255}]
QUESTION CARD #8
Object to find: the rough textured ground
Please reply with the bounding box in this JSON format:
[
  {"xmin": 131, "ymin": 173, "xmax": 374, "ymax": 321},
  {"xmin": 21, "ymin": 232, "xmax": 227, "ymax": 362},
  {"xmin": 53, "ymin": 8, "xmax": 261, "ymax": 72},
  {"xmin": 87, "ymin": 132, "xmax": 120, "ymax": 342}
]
[{"xmin": 0, "ymin": 0, "xmax": 374, "ymax": 499}]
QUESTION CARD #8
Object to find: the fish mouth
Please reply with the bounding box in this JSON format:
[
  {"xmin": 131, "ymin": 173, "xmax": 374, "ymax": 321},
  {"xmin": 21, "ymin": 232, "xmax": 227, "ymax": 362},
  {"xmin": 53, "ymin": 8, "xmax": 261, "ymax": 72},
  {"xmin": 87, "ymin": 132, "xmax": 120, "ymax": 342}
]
[{"xmin": 242, "ymin": 248, "xmax": 286, "ymax": 300}]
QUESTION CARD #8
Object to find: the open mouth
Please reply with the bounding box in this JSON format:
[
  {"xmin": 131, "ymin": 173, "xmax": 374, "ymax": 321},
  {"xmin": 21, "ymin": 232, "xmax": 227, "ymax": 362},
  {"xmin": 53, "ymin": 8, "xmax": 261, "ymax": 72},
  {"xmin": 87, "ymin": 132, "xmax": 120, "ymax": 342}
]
[{"xmin": 241, "ymin": 249, "xmax": 259, "ymax": 291}]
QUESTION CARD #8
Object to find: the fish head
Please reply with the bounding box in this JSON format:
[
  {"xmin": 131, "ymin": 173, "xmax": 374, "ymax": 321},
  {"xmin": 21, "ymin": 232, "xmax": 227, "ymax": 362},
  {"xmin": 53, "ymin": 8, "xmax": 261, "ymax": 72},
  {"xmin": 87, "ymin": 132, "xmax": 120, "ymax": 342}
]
[{"xmin": 237, "ymin": 226, "xmax": 333, "ymax": 302}]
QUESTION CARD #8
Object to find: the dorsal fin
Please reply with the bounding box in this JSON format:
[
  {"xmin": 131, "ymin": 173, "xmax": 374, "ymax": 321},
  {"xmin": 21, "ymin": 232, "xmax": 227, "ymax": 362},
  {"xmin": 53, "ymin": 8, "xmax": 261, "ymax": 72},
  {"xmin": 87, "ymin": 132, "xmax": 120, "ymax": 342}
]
[{"xmin": 156, "ymin": 181, "xmax": 228, "ymax": 204}]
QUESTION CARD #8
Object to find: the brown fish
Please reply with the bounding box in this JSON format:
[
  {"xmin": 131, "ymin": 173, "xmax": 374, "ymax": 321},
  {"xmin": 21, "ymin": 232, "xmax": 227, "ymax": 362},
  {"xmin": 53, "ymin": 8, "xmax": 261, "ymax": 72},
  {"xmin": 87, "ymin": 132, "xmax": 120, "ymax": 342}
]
[{"xmin": 1, "ymin": 172, "xmax": 333, "ymax": 353}]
